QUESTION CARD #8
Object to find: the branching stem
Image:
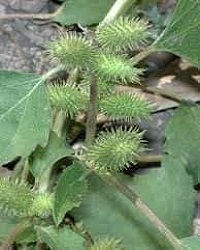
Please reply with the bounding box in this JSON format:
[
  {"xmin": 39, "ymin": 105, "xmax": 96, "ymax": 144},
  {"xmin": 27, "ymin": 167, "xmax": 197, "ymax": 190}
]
[
  {"xmin": 85, "ymin": 75, "xmax": 98, "ymax": 146},
  {"xmin": 102, "ymin": 173, "xmax": 181, "ymax": 250}
]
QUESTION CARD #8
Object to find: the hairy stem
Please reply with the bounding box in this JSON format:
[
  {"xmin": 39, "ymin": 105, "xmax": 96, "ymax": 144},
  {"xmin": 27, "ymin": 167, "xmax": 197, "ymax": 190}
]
[
  {"xmin": 102, "ymin": 173, "xmax": 181, "ymax": 250},
  {"xmin": 85, "ymin": 75, "xmax": 98, "ymax": 146},
  {"xmin": 1, "ymin": 221, "xmax": 30, "ymax": 250},
  {"xmin": 100, "ymin": 0, "xmax": 136, "ymax": 26}
]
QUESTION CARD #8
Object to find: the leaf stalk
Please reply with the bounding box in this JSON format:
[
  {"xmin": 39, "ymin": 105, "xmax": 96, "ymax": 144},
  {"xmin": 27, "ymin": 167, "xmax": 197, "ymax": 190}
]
[
  {"xmin": 100, "ymin": 0, "xmax": 136, "ymax": 26},
  {"xmin": 102, "ymin": 172, "xmax": 181, "ymax": 250}
]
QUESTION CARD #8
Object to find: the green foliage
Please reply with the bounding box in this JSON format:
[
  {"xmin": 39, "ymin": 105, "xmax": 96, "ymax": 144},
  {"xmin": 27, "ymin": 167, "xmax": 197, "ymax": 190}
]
[
  {"xmin": 180, "ymin": 236, "xmax": 200, "ymax": 249},
  {"xmin": 0, "ymin": 71, "xmax": 51, "ymax": 165},
  {"xmin": 54, "ymin": 0, "xmax": 115, "ymax": 25},
  {"xmin": 53, "ymin": 162, "xmax": 88, "ymax": 225},
  {"xmin": 36, "ymin": 226, "xmax": 86, "ymax": 250},
  {"xmin": 30, "ymin": 131, "xmax": 73, "ymax": 179},
  {"xmin": 154, "ymin": 0, "xmax": 200, "ymax": 68},
  {"xmin": 96, "ymin": 17, "xmax": 149, "ymax": 53},
  {"xmin": 99, "ymin": 92, "xmax": 152, "ymax": 121},
  {"xmin": 89, "ymin": 238, "xmax": 124, "ymax": 250},
  {"xmin": 74, "ymin": 156, "xmax": 195, "ymax": 250},
  {"xmin": 85, "ymin": 127, "xmax": 144, "ymax": 171},
  {"xmin": 165, "ymin": 104, "xmax": 200, "ymax": 185}
]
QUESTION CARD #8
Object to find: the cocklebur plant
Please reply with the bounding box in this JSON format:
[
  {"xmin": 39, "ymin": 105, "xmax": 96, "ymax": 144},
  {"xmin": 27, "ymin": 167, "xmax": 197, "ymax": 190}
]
[
  {"xmin": 0, "ymin": 16, "xmax": 153, "ymax": 249},
  {"xmin": 0, "ymin": 9, "xmax": 194, "ymax": 249},
  {"xmin": 48, "ymin": 17, "xmax": 151, "ymax": 145},
  {"xmin": 0, "ymin": 12, "xmax": 190, "ymax": 250},
  {"xmin": 1, "ymin": 0, "xmax": 200, "ymax": 249}
]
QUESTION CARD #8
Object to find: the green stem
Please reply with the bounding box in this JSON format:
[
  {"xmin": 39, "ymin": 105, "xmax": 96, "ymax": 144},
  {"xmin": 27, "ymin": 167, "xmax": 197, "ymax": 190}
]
[
  {"xmin": 85, "ymin": 75, "xmax": 98, "ymax": 146},
  {"xmin": 102, "ymin": 173, "xmax": 181, "ymax": 250},
  {"xmin": 41, "ymin": 66, "xmax": 65, "ymax": 82},
  {"xmin": 52, "ymin": 110, "xmax": 66, "ymax": 139},
  {"xmin": 137, "ymin": 154, "xmax": 162, "ymax": 163},
  {"xmin": 20, "ymin": 159, "xmax": 30, "ymax": 184},
  {"xmin": 67, "ymin": 68, "xmax": 79, "ymax": 83},
  {"xmin": 36, "ymin": 110, "xmax": 66, "ymax": 193},
  {"xmin": 132, "ymin": 45, "xmax": 156, "ymax": 63},
  {"xmin": 100, "ymin": 0, "xmax": 136, "ymax": 26},
  {"xmin": 35, "ymin": 167, "xmax": 52, "ymax": 193},
  {"xmin": 12, "ymin": 158, "xmax": 26, "ymax": 180},
  {"xmin": 1, "ymin": 221, "xmax": 30, "ymax": 250}
]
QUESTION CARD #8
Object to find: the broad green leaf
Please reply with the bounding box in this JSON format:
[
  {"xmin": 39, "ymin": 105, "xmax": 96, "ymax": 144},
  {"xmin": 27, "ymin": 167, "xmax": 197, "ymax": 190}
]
[
  {"xmin": 181, "ymin": 236, "xmax": 200, "ymax": 250},
  {"xmin": 73, "ymin": 157, "xmax": 194, "ymax": 250},
  {"xmin": 154, "ymin": 0, "xmax": 200, "ymax": 68},
  {"xmin": 53, "ymin": 162, "xmax": 88, "ymax": 225},
  {"xmin": 0, "ymin": 71, "xmax": 51, "ymax": 164},
  {"xmin": 36, "ymin": 226, "xmax": 86, "ymax": 250},
  {"xmin": 54, "ymin": 0, "xmax": 115, "ymax": 26},
  {"xmin": 165, "ymin": 104, "xmax": 200, "ymax": 184},
  {"xmin": 30, "ymin": 131, "xmax": 73, "ymax": 178}
]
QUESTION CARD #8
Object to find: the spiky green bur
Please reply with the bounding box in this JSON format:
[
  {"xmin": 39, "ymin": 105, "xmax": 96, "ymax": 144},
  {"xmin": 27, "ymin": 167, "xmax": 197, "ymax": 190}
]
[
  {"xmin": 95, "ymin": 54, "xmax": 143, "ymax": 84},
  {"xmin": 96, "ymin": 17, "xmax": 149, "ymax": 53},
  {"xmin": 0, "ymin": 178, "xmax": 34, "ymax": 217},
  {"xmin": 89, "ymin": 238, "xmax": 124, "ymax": 250},
  {"xmin": 99, "ymin": 92, "xmax": 152, "ymax": 121},
  {"xmin": 47, "ymin": 82, "xmax": 88, "ymax": 118},
  {"xmin": 85, "ymin": 127, "xmax": 144, "ymax": 171},
  {"xmin": 48, "ymin": 33, "xmax": 96, "ymax": 70},
  {"xmin": 32, "ymin": 193, "xmax": 53, "ymax": 217}
]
